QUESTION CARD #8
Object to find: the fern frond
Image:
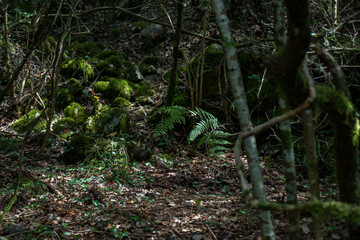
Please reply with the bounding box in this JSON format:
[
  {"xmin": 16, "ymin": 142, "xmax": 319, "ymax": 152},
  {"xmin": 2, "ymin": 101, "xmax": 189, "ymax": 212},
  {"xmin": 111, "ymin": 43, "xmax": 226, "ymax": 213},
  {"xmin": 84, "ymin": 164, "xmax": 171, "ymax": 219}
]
[
  {"xmin": 208, "ymin": 146, "xmax": 229, "ymax": 155},
  {"xmin": 153, "ymin": 105, "xmax": 188, "ymax": 138}
]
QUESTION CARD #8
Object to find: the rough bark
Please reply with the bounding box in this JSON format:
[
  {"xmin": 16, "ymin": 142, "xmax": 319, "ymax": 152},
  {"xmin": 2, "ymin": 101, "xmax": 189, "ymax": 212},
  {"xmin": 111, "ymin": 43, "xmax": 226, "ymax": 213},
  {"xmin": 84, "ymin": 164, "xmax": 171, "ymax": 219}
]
[{"xmin": 210, "ymin": 0, "xmax": 275, "ymax": 239}]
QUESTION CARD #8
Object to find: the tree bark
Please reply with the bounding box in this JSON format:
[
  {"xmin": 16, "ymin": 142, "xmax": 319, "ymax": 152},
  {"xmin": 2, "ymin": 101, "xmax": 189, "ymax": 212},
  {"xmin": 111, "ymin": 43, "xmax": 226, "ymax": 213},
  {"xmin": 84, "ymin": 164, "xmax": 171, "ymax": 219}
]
[{"xmin": 210, "ymin": 0, "xmax": 275, "ymax": 239}]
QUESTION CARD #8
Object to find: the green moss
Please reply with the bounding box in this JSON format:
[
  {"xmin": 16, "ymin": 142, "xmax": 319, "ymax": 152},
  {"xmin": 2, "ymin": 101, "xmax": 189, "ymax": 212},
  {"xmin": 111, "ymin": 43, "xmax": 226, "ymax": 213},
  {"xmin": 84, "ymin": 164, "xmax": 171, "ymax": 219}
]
[
  {"xmin": 11, "ymin": 109, "xmax": 46, "ymax": 133},
  {"xmin": 53, "ymin": 117, "xmax": 75, "ymax": 133},
  {"xmin": 86, "ymin": 107, "xmax": 130, "ymax": 135},
  {"xmin": 107, "ymin": 55, "xmax": 129, "ymax": 68},
  {"xmin": 65, "ymin": 78, "xmax": 83, "ymax": 95},
  {"xmin": 61, "ymin": 57, "xmax": 94, "ymax": 80},
  {"xmin": 105, "ymin": 78, "xmax": 133, "ymax": 100},
  {"xmin": 62, "ymin": 135, "xmax": 95, "ymax": 164},
  {"xmin": 139, "ymin": 64, "xmax": 157, "ymax": 76},
  {"xmin": 56, "ymin": 88, "xmax": 75, "ymax": 109},
  {"xmin": 96, "ymin": 50, "xmax": 124, "ymax": 60},
  {"xmin": 132, "ymin": 22, "xmax": 150, "ymax": 33},
  {"xmin": 82, "ymin": 41, "xmax": 107, "ymax": 56},
  {"xmin": 66, "ymin": 41, "xmax": 108, "ymax": 57},
  {"xmin": 135, "ymin": 85, "xmax": 156, "ymax": 97},
  {"xmin": 111, "ymin": 28, "xmax": 122, "ymax": 37},
  {"xmin": 113, "ymin": 97, "xmax": 131, "ymax": 108},
  {"xmin": 315, "ymin": 85, "xmax": 355, "ymax": 120},
  {"xmin": 95, "ymin": 60, "xmax": 119, "ymax": 77},
  {"xmin": 40, "ymin": 36, "xmax": 57, "ymax": 55},
  {"xmin": 94, "ymin": 81, "xmax": 109, "ymax": 93},
  {"xmin": 64, "ymin": 102, "xmax": 87, "ymax": 123}
]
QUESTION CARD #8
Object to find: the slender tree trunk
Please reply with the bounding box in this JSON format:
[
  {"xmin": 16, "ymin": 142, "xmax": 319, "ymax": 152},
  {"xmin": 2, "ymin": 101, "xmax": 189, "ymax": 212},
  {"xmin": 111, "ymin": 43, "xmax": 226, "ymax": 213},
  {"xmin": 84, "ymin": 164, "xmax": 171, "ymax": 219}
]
[
  {"xmin": 272, "ymin": 1, "xmax": 300, "ymax": 238},
  {"xmin": 166, "ymin": 1, "xmax": 183, "ymax": 106},
  {"xmin": 210, "ymin": 0, "xmax": 275, "ymax": 239}
]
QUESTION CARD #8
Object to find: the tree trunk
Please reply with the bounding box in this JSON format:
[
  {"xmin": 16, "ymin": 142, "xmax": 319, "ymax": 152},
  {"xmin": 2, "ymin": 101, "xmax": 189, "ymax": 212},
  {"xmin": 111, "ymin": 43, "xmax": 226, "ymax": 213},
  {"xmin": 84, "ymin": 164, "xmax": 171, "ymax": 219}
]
[{"xmin": 210, "ymin": 0, "xmax": 275, "ymax": 239}]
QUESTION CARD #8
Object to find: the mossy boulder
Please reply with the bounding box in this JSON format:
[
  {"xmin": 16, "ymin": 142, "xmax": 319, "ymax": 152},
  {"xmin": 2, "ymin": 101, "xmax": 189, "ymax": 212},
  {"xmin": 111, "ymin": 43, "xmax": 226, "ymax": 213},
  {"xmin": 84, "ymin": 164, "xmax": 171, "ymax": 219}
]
[
  {"xmin": 86, "ymin": 107, "xmax": 130, "ymax": 135},
  {"xmin": 96, "ymin": 60, "xmax": 119, "ymax": 77},
  {"xmin": 95, "ymin": 54, "xmax": 128, "ymax": 78},
  {"xmin": 65, "ymin": 78, "xmax": 83, "ymax": 96},
  {"xmin": 11, "ymin": 109, "xmax": 46, "ymax": 133},
  {"xmin": 61, "ymin": 57, "xmax": 94, "ymax": 80},
  {"xmin": 56, "ymin": 88, "xmax": 75, "ymax": 109},
  {"xmin": 64, "ymin": 102, "xmax": 87, "ymax": 124},
  {"xmin": 53, "ymin": 117, "xmax": 75, "ymax": 133},
  {"xmin": 135, "ymin": 85, "xmax": 156, "ymax": 97},
  {"xmin": 113, "ymin": 97, "xmax": 131, "ymax": 108},
  {"xmin": 132, "ymin": 22, "xmax": 150, "ymax": 33},
  {"xmin": 66, "ymin": 41, "xmax": 108, "ymax": 58},
  {"xmin": 105, "ymin": 78, "xmax": 133, "ymax": 100},
  {"xmin": 127, "ymin": 64, "xmax": 145, "ymax": 83},
  {"xmin": 62, "ymin": 135, "xmax": 95, "ymax": 164},
  {"xmin": 142, "ymin": 55, "xmax": 163, "ymax": 67},
  {"xmin": 94, "ymin": 81, "xmax": 109, "ymax": 93}
]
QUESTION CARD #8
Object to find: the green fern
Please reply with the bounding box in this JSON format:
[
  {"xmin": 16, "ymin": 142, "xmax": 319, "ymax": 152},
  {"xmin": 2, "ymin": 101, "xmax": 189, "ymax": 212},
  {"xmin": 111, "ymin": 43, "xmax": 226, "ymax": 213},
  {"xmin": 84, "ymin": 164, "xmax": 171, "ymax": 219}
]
[
  {"xmin": 188, "ymin": 107, "xmax": 231, "ymax": 157},
  {"xmin": 153, "ymin": 105, "xmax": 188, "ymax": 138}
]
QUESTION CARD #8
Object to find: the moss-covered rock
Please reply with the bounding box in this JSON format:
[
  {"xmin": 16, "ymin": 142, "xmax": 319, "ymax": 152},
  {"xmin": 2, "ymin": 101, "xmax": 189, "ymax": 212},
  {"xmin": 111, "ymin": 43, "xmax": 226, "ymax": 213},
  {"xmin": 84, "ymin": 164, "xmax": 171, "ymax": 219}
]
[
  {"xmin": 135, "ymin": 85, "xmax": 156, "ymax": 97},
  {"xmin": 94, "ymin": 81, "xmax": 109, "ymax": 93},
  {"xmin": 95, "ymin": 60, "xmax": 119, "ymax": 77},
  {"xmin": 64, "ymin": 102, "xmax": 87, "ymax": 124},
  {"xmin": 127, "ymin": 64, "xmax": 145, "ymax": 83},
  {"xmin": 95, "ymin": 54, "xmax": 128, "ymax": 78},
  {"xmin": 65, "ymin": 78, "xmax": 83, "ymax": 96},
  {"xmin": 66, "ymin": 41, "xmax": 108, "ymax": 58},
  {"xmin": 85, "ymin": 107, "xmax": 130, "ymax": 135},
  {"xmin": 105, "ymin": 78, "xmax": 133, "ymax": 100},
  {"xmin": 53, "ymin": 117, "xmax": 75, "ymax": 133},
  {"xmin": 132, "ymin": 21, "xmax": 150, "ymax": 33},
  {"xmin": 61, "ymin": 57, "xmax": 94, "ymax": 80},
  {"xmin": 62, "ymin": 135, "xmax": 95, "ymax": 164},
  {"xmin": 56, "ymin": 88, "xmax": 75, "ymax": 109},
  {"xmin": 11, "ymin": 109, "xmax": 46, "ymax": 133},
  {"xmin": 113, "ymin": 97, "xmax": 131, "ymax": 108}
]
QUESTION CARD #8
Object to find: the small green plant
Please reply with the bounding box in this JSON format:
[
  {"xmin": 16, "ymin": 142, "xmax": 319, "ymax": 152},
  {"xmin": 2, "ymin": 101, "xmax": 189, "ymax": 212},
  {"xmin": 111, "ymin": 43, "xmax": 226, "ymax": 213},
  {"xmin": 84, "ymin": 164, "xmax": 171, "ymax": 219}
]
[
  {"xmin": 152, "ymin": 105, "xmax": 188, "ymax": 138},
  {"xmin": 153, "ymin": 105, "xmax": 231, "ymax": 157},
  {"xmin": 188, "ymin": 107, "xmax": 231, "ymax": 157}
]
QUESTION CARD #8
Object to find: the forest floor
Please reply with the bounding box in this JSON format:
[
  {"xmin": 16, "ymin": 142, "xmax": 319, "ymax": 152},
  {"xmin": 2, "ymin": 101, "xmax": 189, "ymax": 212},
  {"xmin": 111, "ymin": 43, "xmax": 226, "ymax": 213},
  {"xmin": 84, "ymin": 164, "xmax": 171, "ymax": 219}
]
[{"xmin": 0, "ymin": 1, "xmax": 347, "ymax": 239}]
